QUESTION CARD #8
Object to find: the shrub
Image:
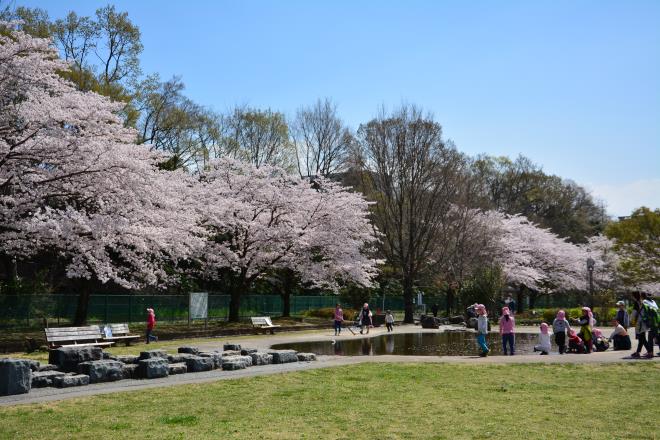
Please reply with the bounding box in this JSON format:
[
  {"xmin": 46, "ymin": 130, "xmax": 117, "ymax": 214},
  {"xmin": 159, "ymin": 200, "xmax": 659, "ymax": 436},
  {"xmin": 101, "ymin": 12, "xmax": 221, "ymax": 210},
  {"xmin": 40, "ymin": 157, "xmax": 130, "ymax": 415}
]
[
  {"xmin": 304, "ymin": 308, "xmax": 357, "ymax": 321},
  {"xmin": 542, "ymin": 309, "xmax": 556, "ymax": 323}
]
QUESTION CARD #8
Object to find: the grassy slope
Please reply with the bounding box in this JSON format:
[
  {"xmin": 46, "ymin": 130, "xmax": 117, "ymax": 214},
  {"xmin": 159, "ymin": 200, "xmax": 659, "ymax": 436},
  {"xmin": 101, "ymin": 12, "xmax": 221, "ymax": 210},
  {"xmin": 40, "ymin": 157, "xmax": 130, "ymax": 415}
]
[{"xmin": 1, "ymin": 362, "xmax": 658, "ymax": 440}]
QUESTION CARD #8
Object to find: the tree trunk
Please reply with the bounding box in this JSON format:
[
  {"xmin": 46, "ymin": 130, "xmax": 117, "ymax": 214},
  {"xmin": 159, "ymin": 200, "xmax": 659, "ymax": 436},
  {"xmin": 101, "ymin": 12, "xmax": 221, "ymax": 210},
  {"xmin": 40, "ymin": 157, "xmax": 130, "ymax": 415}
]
[
  {"xmin": 403, "ymin": 275, "xmax": 414, "ymax": 323},
  {"xmin": 281, "ymin": 291, "xmax": 291, "ymax": 318},
  {"xmin": 445, "ymin": 286, "xmax": 454, "ymax": 316},
  {"xmin": 73, "ymin": 285, "xmax": 91, "ymax": 325},
  {"xmin": 529, "ymin": 290, "xmax": 537, "ymax": 310},
  {"xmin": 228, "ymin": 277, "xmax": 249, "ymax": 322},
  {"xmin": 517, "ymin": 285, "xmax": 525, "ymax": 314},
  {"xmin": 280, "ymin": 269, "xmax": 295, "ymax": 318},
  {"xmin": 0, "ymin": 255, "xmax": 18, "ymax": 295}
]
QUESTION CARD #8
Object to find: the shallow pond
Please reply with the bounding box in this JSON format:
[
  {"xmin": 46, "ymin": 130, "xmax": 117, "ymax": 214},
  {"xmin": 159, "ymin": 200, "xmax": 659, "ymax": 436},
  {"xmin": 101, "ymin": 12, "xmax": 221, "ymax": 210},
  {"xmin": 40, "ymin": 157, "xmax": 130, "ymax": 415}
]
[{"xmin": 272, "ymin": 331, "xmax": 541, "ymax": 356}]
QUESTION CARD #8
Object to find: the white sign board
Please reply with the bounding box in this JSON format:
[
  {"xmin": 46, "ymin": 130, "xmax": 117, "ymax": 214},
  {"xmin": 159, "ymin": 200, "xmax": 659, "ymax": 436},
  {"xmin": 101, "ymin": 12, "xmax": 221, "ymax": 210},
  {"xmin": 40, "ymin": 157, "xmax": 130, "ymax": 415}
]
[{"xmin": 189, "ymin": 292, "xmax": 208, "ymax": 320}]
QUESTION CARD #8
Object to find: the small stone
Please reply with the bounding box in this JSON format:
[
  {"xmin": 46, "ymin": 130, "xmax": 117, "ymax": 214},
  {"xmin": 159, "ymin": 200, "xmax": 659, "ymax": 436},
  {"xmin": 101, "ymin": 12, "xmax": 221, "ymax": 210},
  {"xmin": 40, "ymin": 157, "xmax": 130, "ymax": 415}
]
[
  {"xmin": 116, "ymin": 355, "xmax": 139, "ymax": 364},
  {"xmin": 31, "ymin": 370, "xmax": 66, "ymax": 388},
  {"xmin": 183, "ymin": 355, "xmax": 214, "ymax": 372},
  {"xmin": 241, "ymin": 348, "xmax": 258, "ymax": 355},
  {"xmin": 0, "ymin": 359, "xmax": 31, "ymax": 396},
  {"xmin": 102, "ymin": 352, "xmax": 118, "ymax": 360},
  {"xmin": 297, "ymin": 353, "xmax": 316, "ymax": 362},
  {"xmin": 178, "ymin": 346, "xmax": 199, "ymax": 355},
  {"xmin": 53, "ymin": 374, "xmax": 89, "ymax": 388},
  {"xmin": 138, "ymin": 350, "xmax": 167, "ymax": 360},
  {"xmin": 223, "ymin": 343, "xmax": 241, "ymax": 351},
  {"xmin": 49, "ymin": 347, "xmax": 102, "ymax": 373},
  {"xmin": 249, "ymin": 352, "xmax": 273, "ymax": 366},
  {"xmin": 122, "ymin": 364, "xmax": 139, "ymax": 379},
  {"xmin": 25, "ymin": 360, "xmax": 40, "ymax": 372},
  {"xmin": 37, "ymin": 364, "xmax": 58, "ymax": 372},
  {"xmin": 168, "ymin": 363, "xmax": 187, "ymax": 375},
  {"xmin": 138, "ymin": 358, "xmax": 169, "ymax": 379},
  {"xmin": 269, "ymin": 350, "xmax": 299, "ymax": 364}
]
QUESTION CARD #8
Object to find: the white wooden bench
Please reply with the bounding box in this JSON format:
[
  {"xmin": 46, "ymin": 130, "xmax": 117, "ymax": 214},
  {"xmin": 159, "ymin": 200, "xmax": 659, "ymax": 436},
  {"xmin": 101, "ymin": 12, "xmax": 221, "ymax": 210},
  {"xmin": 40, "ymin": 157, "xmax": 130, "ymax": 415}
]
[
  {"xmin": 251, "ymin": 316, "xmax": 281, "ymax": 334},
  {"xmin": 45, "ymin": 326, "xmax": 115, "ymax": 349},
  {"xmin": 100, "ymin": 323, "xmax": 141, "ymax": 345}
]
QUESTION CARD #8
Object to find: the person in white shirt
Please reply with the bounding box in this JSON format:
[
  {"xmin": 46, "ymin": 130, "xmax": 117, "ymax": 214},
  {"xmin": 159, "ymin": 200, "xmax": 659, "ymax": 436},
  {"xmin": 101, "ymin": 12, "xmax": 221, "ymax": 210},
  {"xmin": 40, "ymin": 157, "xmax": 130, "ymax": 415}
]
[
  {"xmin": 533, "ymin": 322, "xmax": 551, "ymax": 355},
  {"xmin": 608, "ymin": 319, "xmax": 631, "ymax": 350}
]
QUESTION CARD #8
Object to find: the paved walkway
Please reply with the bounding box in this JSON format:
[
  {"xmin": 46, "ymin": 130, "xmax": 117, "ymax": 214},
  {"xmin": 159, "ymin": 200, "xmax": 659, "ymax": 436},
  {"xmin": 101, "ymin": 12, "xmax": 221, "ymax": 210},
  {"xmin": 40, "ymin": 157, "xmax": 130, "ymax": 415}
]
[{"xmin": 2, "ymin": 325, "xmax": 657, "ymax": 407}]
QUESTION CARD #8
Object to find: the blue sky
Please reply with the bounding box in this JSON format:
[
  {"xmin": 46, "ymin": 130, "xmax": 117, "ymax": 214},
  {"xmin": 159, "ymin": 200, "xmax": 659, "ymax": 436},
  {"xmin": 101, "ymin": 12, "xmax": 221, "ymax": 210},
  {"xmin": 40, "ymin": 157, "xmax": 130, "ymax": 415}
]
[{"xmin": 21, "ymin": 0, "xmax": 660, "ymax": 216}]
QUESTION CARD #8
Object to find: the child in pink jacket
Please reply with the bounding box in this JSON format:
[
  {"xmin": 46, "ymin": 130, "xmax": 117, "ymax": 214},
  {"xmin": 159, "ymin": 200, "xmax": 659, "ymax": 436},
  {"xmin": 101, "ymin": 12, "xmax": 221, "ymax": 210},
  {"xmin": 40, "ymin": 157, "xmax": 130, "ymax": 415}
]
[{"xmin": 499, "ymin": 306, "xmax": 515, "ymax": 355}]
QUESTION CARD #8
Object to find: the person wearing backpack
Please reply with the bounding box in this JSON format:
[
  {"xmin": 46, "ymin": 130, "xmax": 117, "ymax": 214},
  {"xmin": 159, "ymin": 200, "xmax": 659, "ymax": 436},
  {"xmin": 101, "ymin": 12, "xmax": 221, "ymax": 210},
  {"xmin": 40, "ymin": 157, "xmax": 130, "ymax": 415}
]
[{"xmin": 640, "ymin": 292, "xmax": 658, "ymax": 358}]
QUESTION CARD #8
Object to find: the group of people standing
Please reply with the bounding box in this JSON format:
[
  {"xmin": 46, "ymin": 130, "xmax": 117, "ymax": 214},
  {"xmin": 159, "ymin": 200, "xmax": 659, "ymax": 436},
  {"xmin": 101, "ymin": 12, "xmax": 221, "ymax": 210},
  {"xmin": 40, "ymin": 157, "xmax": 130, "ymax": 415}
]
[
  {"xmin": 333, "ymin": 303, "xmax": 395, "ymax": 336},
  {"xmin": 476, "ymin": 292, "xmax": 658, "ymax": 358}
]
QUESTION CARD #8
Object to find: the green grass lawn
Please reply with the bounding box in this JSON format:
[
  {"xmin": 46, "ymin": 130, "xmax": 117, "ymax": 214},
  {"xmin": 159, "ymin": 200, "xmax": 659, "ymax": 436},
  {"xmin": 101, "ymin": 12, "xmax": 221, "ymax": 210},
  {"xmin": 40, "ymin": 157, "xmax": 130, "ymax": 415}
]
[{"xmin": 1, "ymin": 362, "xmax": 658, "ymax": 440}]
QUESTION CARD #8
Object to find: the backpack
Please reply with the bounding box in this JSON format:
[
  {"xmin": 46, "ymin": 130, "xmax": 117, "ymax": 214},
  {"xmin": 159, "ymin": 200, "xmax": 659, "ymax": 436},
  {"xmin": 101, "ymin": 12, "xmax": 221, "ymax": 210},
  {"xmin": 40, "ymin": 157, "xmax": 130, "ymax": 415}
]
[{"xmin": 641, "ymin": 302, "xmax": 659, "ymax": 330}]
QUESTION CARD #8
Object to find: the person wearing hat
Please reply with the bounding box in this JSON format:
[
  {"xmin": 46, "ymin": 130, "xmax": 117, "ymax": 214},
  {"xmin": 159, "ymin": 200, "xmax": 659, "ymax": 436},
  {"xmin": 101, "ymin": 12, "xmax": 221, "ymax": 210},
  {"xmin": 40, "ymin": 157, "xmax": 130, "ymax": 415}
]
[
  {"xmin": 615, "ymin": 300, "xmax": 630, "ymax": 330},
  {"xmin": 146, "ymin": 307, "xmax": 158, "ymax": 344},
  {"xmin": 475, "ymin": 304, "xmax": 489, "ymax": 357}
]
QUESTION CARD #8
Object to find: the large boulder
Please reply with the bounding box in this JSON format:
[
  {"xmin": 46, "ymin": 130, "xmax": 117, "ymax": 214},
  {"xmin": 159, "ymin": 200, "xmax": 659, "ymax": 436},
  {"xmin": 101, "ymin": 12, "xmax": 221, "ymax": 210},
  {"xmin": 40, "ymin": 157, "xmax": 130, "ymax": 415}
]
[
  {"xmin": 138, "ymin": 358, "xmax": 169, "ymax": 379},
  {"xmin": 138, "ymin": 350, "xmax": 167, "ymax": 361},
  {"xmin": 221, "ymin": 356, "xmax": 247, "ymax": 371},
  {"xmin": 249, "ymin": 352, "xmax": 273, "ymax": 366},
  {"xmin": 198, "ymin": 352, "xmax": 222, "ymax": 369},
  {"xmin": 122, "ymin": 364, "xmax": 139, "ymax": 379},
  {"xmin": 167, "ymin": 353, "xmax": 189, "ymax": 364},
  {"xmin": 168, "ymin": 363, "xmax": 187, "ymax": 375},
  {"xmin": 116, "ymin": 355, "xmax": 139, "ymax": 365},
  {"xmin": 297, "ymin": 353, "xmax": 316, "ymax": 362},
  {"xmin": 223, "ymin": 343, "xmax": 241, "ymax": 351},
  {"xmin": 0, "ymin": 359, "xmax": 32, "ymax": 396},
  {"xmin": 31, "ymin": 370, "xmax": 66, "ymax": 388},
  {"xmin": 269, "ymin": 350, "xmax": 299, "ymax": 364},
  {"xmin": 178, "ymin": 346, "xmax": 199, "ymax": 355},
  {"xmin": 37, "ymin": 364, "xmax": 58, "ymax": 372},
  {"xmin": 183, "ymin": 355, "xmax": 214, "ymax": 373},
  {"xmin": 448, "ymin": 315, "xmax": 464, "ymax": 324},
  {"xmin": 222, "ymin": 350, "xmax": 242, "ymax": 357},
  {"xmin": 49, "ymin": 347, "xmax": 102, "ymax": 373},
  {"xmin": 53, "ymin": 374, "xmax": 89, "ymax": 388},
  {"xmin": 420, "ymin": 315, "xmax": 440, "ymax": 329},
  {"xmin": 77, "ymin": 360, "xmax": 124, "ymax": 383}
]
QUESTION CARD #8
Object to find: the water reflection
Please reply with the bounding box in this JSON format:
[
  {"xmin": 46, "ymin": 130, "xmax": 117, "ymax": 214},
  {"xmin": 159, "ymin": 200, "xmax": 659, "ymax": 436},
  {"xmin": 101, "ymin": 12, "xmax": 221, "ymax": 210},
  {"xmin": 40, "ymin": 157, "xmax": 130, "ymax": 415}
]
[{"xmin": 272, "ymin": 331, "xmax": 539, "ymax": 357}]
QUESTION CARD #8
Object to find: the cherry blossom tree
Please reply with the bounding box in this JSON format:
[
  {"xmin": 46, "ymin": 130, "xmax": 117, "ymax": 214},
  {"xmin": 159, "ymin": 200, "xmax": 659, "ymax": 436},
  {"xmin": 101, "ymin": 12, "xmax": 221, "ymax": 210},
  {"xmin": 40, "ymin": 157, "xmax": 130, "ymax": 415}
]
[
  {"xmin": 196, "ymin": 159, "xmax": 378, "ymax": 321},
  {"xmin": 486, "ymin": 212, "xmax": 591, "ymax": 294},
  {"xmin": 0, "ymin": 23, "xmax": 203, "ymax": 323}
]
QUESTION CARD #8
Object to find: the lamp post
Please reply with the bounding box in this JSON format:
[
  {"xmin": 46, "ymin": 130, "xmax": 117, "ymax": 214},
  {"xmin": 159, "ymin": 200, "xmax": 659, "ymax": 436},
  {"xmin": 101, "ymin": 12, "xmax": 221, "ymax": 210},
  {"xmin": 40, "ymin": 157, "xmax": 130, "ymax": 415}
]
[{"xmin": 586, "ymin": 256, "xmax": 595, "ymax": 308}]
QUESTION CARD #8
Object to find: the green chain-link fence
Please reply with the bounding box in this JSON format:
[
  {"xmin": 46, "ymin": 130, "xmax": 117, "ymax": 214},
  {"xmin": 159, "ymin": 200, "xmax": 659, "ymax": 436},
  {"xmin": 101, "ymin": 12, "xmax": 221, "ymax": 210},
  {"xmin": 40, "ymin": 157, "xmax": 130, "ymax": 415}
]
[{"xmin": 0, "ymin": 294, "xmax": 406, "ymax": 328}]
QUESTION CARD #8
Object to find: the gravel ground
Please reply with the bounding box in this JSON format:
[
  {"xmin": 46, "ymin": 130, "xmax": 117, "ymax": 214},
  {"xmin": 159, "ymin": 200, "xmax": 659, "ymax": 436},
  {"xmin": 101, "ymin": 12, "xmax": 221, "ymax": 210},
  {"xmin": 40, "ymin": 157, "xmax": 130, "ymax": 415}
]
[{"xmin": 2, "ymin": 324, "xmax": 656, "ymax": 407}]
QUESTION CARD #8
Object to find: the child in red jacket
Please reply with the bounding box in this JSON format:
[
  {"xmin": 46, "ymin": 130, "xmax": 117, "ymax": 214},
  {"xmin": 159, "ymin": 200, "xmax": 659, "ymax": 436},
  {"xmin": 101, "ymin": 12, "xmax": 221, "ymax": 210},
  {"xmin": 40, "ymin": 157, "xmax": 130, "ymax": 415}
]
[
  {"xmin": 567, "ymin": 329, "xmax": 584, "ymax": 353},
  {"xmin": 146, "ymin": 308, "xmax": 158, "ymax": 344}
]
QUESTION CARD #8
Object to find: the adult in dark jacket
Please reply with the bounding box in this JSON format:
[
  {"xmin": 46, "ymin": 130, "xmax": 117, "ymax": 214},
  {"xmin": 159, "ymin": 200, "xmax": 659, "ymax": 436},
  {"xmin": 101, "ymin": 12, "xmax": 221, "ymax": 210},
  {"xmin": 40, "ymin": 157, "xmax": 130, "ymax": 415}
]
[{"xmin": 359, "ymin": 303, "xmax": 373, "ymax": 335}]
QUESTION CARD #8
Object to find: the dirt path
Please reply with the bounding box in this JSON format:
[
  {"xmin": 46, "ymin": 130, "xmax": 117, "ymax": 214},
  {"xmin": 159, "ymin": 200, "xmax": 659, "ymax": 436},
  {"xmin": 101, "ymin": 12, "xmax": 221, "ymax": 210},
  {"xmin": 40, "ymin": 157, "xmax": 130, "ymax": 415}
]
[{"xmin": 2, "ymin": 325, "xmax": 656, "ymax": 407}]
